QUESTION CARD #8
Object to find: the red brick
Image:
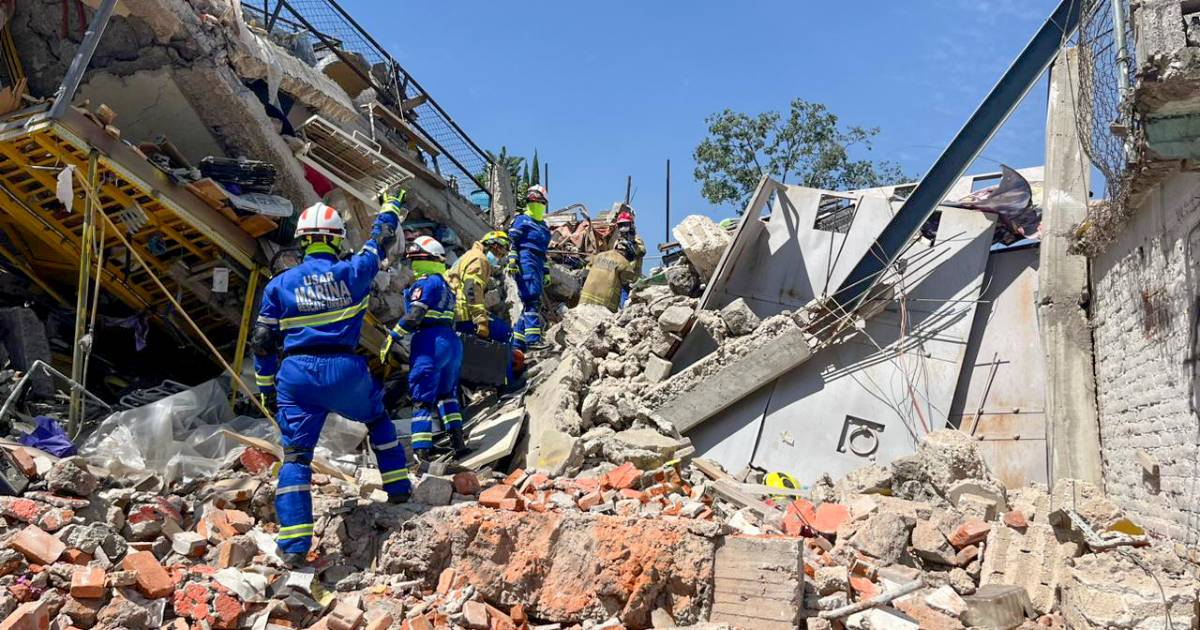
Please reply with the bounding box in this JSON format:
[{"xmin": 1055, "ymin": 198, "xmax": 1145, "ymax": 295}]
[
  {"xmin": 479, "ymin": 484, "xmax": 517, "ymax": 509},
  {"xmin": 498, "ymin": 498, "xmax": 525, "ymax": 512},
  {"xmin": 239, "ymin": 447, "xmax": 278, "ymax": 474},
  {"xmin": 205, "ymin": 510, "xmax": 238, "ymax": 539},
  {"xmin": 70, "ymin": 566, "xmax": 106, "ymax": 599},
  {"xmin": 617, "ymin": 488, "xmax": 645, "ymax": 502},
  {"xmin": 10, "ymin": 525, "xmax": 64, "ymax": 565},
  {"xmin": 0, "ymin": 498, "xmax": 47, "ymax": 526},
  {"xmin": 0, "ymin": 600, "xmax": 48, "ymax": 630},
  {"xmin": 407, "ymin": 614, "xmax": 434, "ymax": 630},
  {"xmin": 575, "ymin": 477, "xmax": 600, "ymax": 494},
  {"xmin": 224, "ymin": 509, "xmax": 253, "ymax": 534},
  {"xmin": 522, "ymin": 472, "xmax": 552, "ymax": 493},
  {"xmin": 216, "ymin": 540, "xmax": 249, "ymax": 569},
  {"xmin": 436, "ymin": 568, "xmax": 456, "ymax": 595},
  {"xmin": 576, "ymin": 491, "xmax": 603, "ymax": 510},
  {"xmin": 121, "ymin": 550, "xmax": 173, "ymax": 599},
  {"xmin": 364, "ymin": 614, "xmax": 394, "ymax": 630},
  {"xmin": 954, "ymin": 544, "xmax": 980, "ymax": 566},
  {"xmin": 212, "ymin": 593, "xmax": 242, "ymax": 629},
  {"xmin": 783, "ymin": 499, "xmax": 817, "ymax": 536},
  {"xmin": 461, "ymin": 600, "xmax": 488, "ymax": 629},
  {"xmin": 451, "ymin": 472, "xmax": 480, "ymax": 496},
  {"xmin": 602, "ymin": 462, "xmax": 642, "ymax": 490},
  {"xmin": 813, "ymin": 502, "xmax": 849, "ymax": 536},
  {"xmin": 173, "ymin": 582, "xmax": 212, "ymax": 620},
  {"xmin": 7, "ymin": 449, "xmax": 35, "ymax": 479},
  {"xmin": 948, "ymin": 519, "xmax": 991, "ymax": 548},
  {"xmin": 485, "ymin": 604, "xmax": 515, "ymax": 630},
  {"xmin": 1003, "ymin": 510, "xmax": 1028, "ymax": 530},
  {"xmin": 62, "ymin": 549, "xmax": 92, "ymax": 566},
  {"xmin": 850, "ymin": 576, "xmax": 879, "ymax": 600},
  {"xmin": 502, "ymin": 468, "xmax": 527, "ymax": 487},
  {"xmin": 510, "ymin": 604, "xmax": 527, "ymax": 625},
  {"xmin": 894, "ymin": 599, "xmax": 965, "ymax": 630}
]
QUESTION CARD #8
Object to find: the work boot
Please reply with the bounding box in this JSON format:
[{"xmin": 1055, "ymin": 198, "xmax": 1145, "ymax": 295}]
[
  {"xmin": 449, "ymin": 426, "xmax": 470, "ymax": 458},
  {"xmin": 387, "ymin": 491, "xmax": 410, "ymax": 504},
  {"xmin": 411, "ymin": 448, "xmax": 431, "ymax": 472},
  {"xmin": 281, "ymin": 551, "xmax": 308, "ymax": 569}
]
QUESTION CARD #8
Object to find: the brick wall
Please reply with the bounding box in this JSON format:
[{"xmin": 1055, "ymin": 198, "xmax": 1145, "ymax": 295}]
[{"xmin": 1090, "ymin": 170, "xmax": 1200, "ymax": 543}]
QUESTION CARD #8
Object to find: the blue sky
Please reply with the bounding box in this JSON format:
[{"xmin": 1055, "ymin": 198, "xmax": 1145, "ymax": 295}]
[{"xmin": 343, "ymin": 0, "xmax": 1061, "ymax": 257}]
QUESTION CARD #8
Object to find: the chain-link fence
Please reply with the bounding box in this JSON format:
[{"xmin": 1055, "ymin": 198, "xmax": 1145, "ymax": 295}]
[
  {"xmin": 1075, "ymin": 0, "xmax": 1134, "ymax": 232},
  {"xmin": 241, "ymin": 0, "xmax": 493, "ymax": 200}
]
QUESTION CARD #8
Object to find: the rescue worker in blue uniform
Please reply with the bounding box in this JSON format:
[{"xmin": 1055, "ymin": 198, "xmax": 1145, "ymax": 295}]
[
  {"xmin": 380, "ymin": 236, "xmax": 466, "ymax": 460},
  {"xmin": 507, "ymin": 185, "xmax": 552, "ymax": 350},
  {"xmin": 252, "ymin": 195, "xmax": 409, "ymax": 566}
]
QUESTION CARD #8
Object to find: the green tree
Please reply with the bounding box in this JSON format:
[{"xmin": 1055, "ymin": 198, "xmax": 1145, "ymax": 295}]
[
  {"xmin": 531, "ymin": 148, "xmax": 541, "ymax": 185},
  {"xmin": 693, "ymin": 98, "xmax": 907, "ymax": 211}
]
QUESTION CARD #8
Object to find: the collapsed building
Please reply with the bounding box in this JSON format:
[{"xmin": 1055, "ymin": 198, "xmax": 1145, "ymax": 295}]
[{"xmin": 0, "ymin": 0, "xmax": 1197, "ymax": 629}]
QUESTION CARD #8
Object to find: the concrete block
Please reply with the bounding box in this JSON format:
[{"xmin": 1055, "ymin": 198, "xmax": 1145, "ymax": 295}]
[
  {"xmin": 412, "ymin": 475, "xmax": 453, "ymax": 507},
  {"xmin": 657, "ymin": 305, "xmax": 692, "ymax": 333},
  {"xmin": 710, "ymin": 536, "xmax": 803, "ymax": 630},
  {"xmin": 672, "ymin": 215, "xmax": 731, "ymax": 280},
  {"xmin": 643, "ymin": 355, "xmax": 673, "ymax": 383},
  {"xmin": 1062, "ymin": 550, "xmax": 1198, "ymax": 629},
  {"xmin": 961, "ymin": 584, "xmax": 1031, "ymax": 630},
  {"xmin": 925, "ymin": 585, "xmax": 967, "ymax": 618},
  {"xmin": 719, "ymin": 298, "xmax": 760, "ymax": 336}
]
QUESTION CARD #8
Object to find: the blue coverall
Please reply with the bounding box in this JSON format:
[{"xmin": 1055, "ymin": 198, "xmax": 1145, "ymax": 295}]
[
  {"xmin": 507, "ymin": 212, "xmax": 551, "ymax": 349},
  {"xmin": 388, "ymin": 273, "xmax": 463, "ymax": 451},
  {"xmin": 253, "ymin": 214, "xmax": 408, "ymax": 556}
]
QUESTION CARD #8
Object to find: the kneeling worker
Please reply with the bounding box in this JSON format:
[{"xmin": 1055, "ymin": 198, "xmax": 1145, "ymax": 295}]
[
  {"xmin": 252, "ymin": 195, "xmax": 410, "ymax": 566},
  {"xmin": 449, "ymin": 231, "xmax": 515, "ymax": 384},
  {"xmin": 381, "ymin": 236, "xmax": 465, "ymax": 461},
  {"xmin": 579, "ymin": 240, "xmax": 639, "ymax": 313}
]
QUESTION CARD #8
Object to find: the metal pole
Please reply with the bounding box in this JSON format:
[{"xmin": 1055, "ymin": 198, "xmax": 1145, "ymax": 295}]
[
  {"xmin": 48, "ymin": 0, "xmax": 118, "ymax": 121},
  {"xmin": 68, "ymin": 152, "xmax": 98, "ymax": 433},
  {"xmin": 1112, "ymin": 0, "xmax": 1131, "ymax": 96},
  {"xmin": 831, "ymin": 0, "xmax": 1082, "ymax": 313},
  {"xmin": 545, "ymin": 162, "xmax": 549, "ymax": 191},
  {"xmin": 665, "ymin": 159, "xmax": 672, "ymax": 243},
  {"xmin": 230, "ymin": 267, "xmax": 261, "ymax": 408},
  {"xmin": 625, "ymin": 176, "xmax": 632, "ymax": 206}
]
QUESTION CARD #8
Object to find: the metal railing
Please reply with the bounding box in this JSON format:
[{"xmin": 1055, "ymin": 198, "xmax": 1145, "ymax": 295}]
[{"xmin": 240, "ymin": 0, "xmax": 492, "ymax": 200}]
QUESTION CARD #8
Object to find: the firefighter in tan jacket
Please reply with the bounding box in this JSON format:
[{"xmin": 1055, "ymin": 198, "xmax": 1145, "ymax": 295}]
[
  {"xmin": 448, "ymin": 231, "xmax": 511, "ymax": 338},
  {"xmin": 579, "ymin": 240, "xmax": 639, "ymax": 313}
]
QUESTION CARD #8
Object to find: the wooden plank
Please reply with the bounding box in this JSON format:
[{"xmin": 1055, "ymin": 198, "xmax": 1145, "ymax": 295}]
[{"xmin": 188, "ymin": 178, "xmax": 232, "ymax": 210}]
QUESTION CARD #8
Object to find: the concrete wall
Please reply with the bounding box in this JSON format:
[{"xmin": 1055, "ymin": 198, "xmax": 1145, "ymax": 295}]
[{"xmin": 1091, "ymin": 169, "xmax": 1200, "ymax": 543}]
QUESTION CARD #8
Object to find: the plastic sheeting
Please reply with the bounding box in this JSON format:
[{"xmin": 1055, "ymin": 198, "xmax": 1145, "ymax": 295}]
[{"xmin": 80, "ymin": 379, "xmax": 369, "ymax": 484}]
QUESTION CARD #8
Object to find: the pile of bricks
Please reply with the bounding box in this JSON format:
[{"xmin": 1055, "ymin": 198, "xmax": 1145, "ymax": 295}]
[{"xmin": 470, "ymin": 462, "xmax": 714, "ymax": 522}]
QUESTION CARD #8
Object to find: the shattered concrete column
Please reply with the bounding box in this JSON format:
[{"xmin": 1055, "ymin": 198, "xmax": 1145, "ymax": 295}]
[
  {"xmin": 1039, "ymin": 47, "xmax": 1103, "ymax": 485},
  {"xmin": 488, "ymin": 163, "xmax": 517, "ymax": 227}
]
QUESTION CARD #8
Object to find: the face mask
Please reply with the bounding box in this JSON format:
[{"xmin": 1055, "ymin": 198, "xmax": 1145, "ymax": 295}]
[
  {"xmin": 411, "ymin": 260, "xmax": 446, "ymax": 277},
  {"xmin": 485, "ymin": 252, "xmax": 500, "ymax": 267},
  {"xmin": 526, "ymin": 202, "xmax": 546, "ymax": 221}
]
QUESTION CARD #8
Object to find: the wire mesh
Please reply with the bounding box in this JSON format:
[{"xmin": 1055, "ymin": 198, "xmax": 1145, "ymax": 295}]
[
  {"xmin": 240, "ymin": 0, "xmax": 492, "ymax": 199},
  {"xmin": 1075, "ymin": 0, "xmax": 1134, "ymax": 217}
]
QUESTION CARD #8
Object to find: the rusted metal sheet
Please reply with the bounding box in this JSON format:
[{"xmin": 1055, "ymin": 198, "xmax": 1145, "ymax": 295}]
[{"xmin": 949, "ymin": 246, "xmax": 1048, "ymax": 487}]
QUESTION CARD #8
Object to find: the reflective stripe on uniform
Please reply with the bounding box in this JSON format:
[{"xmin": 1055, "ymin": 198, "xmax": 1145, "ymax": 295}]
[
  {"xmin": 426, "ymin": 310, "xmax": 455, "ymax": 320},
  {"xmin": 276, "ymin": 484, "xmax": 311, "ymax": 495},
  {"xmin": 279, "ymin": 296, "xmax": 370, "ymax": 330},
  {"xmin": 255, "ymin": 373, "xmax": 275, "ymax": 386},
  {"xmin": 443, "ymin": 413, "xmax": 463, "ymax": 424},
  {"xmin": 361, "ymin": 243, "xmax": 378, "ymax": 255},
  {"xmin": 437, "ymin": 399, "xmax": 456, "ymax": 407},
  {"xmin": 257, "ymin": 315, "xmax": 279, "ymax": 325},
  {"xmin": 372, "ymin": 439, "xmax": 401, "ymax": 452},
  {"xmin": 278, "ymin": 523, "xmax": 314, "ymax": 540},
  {"xmin": 381, "ymin": 468, "xmax": 409, "ymax": 484},
  {"xmin": 411, "ymin": 432, "xmax": 433, "ymax": 443}
]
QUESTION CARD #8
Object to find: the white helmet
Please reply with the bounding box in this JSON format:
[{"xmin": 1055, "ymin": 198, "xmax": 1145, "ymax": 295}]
[
  {"xmin": 406, "ymin": 235, "xmax": 446, "ymax": 261},
  {"xmin": 295, "ymin": 202, "xmax": 347, "ymax": 240},
  {"xmin": 526, "ymin": 184, "xmax": 548, "ymax": 205}
]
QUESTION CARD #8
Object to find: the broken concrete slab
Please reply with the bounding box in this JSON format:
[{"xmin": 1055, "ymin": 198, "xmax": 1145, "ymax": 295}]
[
  {"xmin": 979, "ymin": 522, "xmax": 1079, "ymax": 615},
  {"xmin": 1061, "ymin": 548, "xmax": 1199, "ymax": 629}
]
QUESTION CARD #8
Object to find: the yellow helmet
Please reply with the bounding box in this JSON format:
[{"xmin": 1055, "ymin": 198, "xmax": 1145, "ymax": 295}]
[
  {"xmin": 764, "ymin": 471, "xmax": 801, "ymax": 504},
  {"xmin": 482, "ymin": 230, "xmax": 511, "ymax": 250}
]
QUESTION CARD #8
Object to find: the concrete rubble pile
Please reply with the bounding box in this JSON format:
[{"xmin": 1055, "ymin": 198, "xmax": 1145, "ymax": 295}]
[{"xmin": 0, "ymin": 419, "xmax": 1188, "ymax": 630}]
